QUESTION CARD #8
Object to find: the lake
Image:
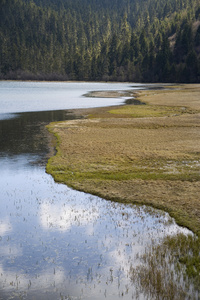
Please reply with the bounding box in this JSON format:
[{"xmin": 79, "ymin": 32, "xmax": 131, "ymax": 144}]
[{"xmin": 0, "ymin": 81, "xmax": 191, "ymax": 300}]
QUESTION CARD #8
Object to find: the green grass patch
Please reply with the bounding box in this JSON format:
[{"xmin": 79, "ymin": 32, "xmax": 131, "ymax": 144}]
[
  {"xmin": 131, "ymin": 233, "xmax": 200, "ymax": 299},
  {"xmin": 109, "ymin": 104, "xmax": 194, "ymax": 118},
  {"xmin": 47, "ymin": 162, "xmax": 200, "ymax": 182}
]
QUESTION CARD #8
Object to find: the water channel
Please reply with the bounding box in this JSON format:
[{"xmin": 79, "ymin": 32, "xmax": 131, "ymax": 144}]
[{"xmin": 0, "ymin": 81, "xmax": 191, "ymax": 300}]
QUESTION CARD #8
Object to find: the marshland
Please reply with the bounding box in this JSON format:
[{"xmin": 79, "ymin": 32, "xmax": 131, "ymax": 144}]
[{"xmin": 0, "ymin": 81, "xmax": 199, "ymax": 299}]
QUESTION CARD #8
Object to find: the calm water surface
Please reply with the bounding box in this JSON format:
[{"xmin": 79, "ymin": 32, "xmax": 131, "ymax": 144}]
[
  {"xmin": 0, "ymin": 82, "xmax": 191, "ymax": 299},
  {"xmin": 0, "ymin": 81, "xmax": 145, "ymax": 115}
]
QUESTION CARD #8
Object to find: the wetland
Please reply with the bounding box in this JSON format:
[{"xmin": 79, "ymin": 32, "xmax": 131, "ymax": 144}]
[{"xmin": 0, "ymin": 81, "xmax": 199, "ymax": 299}]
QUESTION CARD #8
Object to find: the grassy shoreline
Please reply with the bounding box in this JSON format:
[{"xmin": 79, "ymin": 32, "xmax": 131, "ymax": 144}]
[
  {"xmin": 46, "ymin": 84, "xmax": 200, "ymax": 296},
  {"xmin": 46, "ymin": 84, "xmax": 200, "ymax": 236}
]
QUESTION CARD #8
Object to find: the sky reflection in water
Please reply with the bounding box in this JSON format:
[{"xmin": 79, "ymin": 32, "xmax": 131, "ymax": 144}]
[
  {"xmin": 0, "ymin": 157, "xmax": 190, "ymax": 300},
  {"xmin": 0, "ymin": 82, "xmax": 191, "ymax": 300}
]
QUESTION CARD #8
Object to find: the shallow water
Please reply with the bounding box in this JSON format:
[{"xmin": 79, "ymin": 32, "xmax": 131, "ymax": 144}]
[
  {"xmin": 0, "ymin": 81, "xmax": 146, "ymax": 115},
  {"xmin": 0, "ymin": 81, "xmax": 191, "ymax": 299}
]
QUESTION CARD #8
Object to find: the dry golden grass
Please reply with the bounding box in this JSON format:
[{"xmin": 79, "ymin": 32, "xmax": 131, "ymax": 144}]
[
  {"xmin": 47, "ymin": 84, "xmax": 200, "ymax": 235},
  {"xmin": 136, "ymin": 84, "xmax": 200, "ymax": 110}
]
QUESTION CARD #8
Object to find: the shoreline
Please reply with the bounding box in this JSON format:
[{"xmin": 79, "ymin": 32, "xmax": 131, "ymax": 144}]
[{"xmin": 46, "ymin": 84, "xmax": 200, "ymax": 236}]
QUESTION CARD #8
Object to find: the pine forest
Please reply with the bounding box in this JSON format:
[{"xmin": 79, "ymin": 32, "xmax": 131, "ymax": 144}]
[{"xmin": 1, "ymin": 0, "xmax": 200, "ymax": 82}]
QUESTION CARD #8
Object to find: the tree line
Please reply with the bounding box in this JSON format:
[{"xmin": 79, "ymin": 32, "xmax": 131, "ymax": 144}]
[{"xmin": 0, "ymin": 0, "xmax": 200, "ymax": 82}]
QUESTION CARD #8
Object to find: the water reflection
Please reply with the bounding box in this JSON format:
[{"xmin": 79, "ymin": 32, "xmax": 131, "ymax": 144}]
[
  {"xmin": 0, "ymin": 110, "xmax": 76, "ymax": 158},
  {"xmin": 0, "ymin": 82, "xmax": 192, "ymax": 299},
  {"xmin": 40, "ymin": 201, "xmax": 99, "ymax": 232},
  {"xmin": 0, "ymin": 162, "xmax": 190, "ymax": 299},
  {"xmin": 0, "ymin": 219, "xmax": 12, "ymax": 237}
]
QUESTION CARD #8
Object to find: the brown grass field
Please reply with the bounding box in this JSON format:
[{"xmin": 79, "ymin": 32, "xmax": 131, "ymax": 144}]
[{"xmin": 46, "ymin": 84, "xmax": 200, "ymax": 236}]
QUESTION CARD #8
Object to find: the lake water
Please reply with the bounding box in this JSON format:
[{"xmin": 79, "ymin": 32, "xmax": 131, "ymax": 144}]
[
  {"xmin": 0, "ymin": 81, "xmax": 191, "ymax": 300},
  {"xmin": 0, "ymin": 81, "xmax": 147, "ymax": 116}
]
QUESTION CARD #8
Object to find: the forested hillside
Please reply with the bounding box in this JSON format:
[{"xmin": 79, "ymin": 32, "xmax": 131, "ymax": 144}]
[{"xmin": 1, "ymin": 0, "xmax": 200, "ymax": 82}]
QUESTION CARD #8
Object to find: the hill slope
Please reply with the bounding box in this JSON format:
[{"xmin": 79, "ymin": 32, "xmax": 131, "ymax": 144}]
[{"xmin": 0, "ymin": 0, "xmax": 200, "ymax": 82}]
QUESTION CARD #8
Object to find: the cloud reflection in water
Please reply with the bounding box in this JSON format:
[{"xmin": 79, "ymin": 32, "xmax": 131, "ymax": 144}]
[
  {"xmin": 0, "ymin": 157, "xmax": 192, "ymax": 300},
  {"xmin": 40, "ymin": 201, "xmax": 99, "ymax": 231},
  {"xmin": 0, "ymin": 219, "xmax": 12, "ymax": 236}
]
